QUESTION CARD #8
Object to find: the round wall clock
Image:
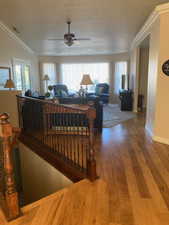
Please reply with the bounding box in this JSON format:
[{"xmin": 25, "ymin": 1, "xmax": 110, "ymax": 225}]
[{"xmin": 162, "ymin": 60, "xmax": 169, "ymax": 76}]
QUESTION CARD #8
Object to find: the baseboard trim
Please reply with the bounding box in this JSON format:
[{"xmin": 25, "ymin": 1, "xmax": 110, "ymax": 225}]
[
  {"xmin": 153, "ymin": 136, "xmax": 169, "ymax": 145},
  {"xmin": 145, "ymin": 125, "xmax": 169, "ymax": 145}
]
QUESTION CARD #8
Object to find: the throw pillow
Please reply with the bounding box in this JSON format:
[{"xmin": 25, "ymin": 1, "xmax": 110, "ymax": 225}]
[
  {"xmin": 55, "ymin": 89, "xmax": 62, "ymax": 96},
  {"xmin": 61, "ymin": 90, "xmax": 68, "ymax": 97}
]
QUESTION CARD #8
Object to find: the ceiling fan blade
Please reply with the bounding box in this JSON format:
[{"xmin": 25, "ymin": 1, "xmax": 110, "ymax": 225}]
[
  {"xmin": 74, "ymin": 38, "xmax": 91, "ymax": 41},
  {"xmin": 48, "ymin": 39, "xmax": 64, "ymax": 41}
]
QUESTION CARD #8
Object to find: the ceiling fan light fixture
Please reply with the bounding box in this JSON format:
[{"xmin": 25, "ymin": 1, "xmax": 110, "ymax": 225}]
[
  {"xmin": 47, "ymin": 21, "xmax": 91, "ymax": 46},
  {"xmin": 64, "ymin": 40, "xmax": 74, "ymax": 46}
]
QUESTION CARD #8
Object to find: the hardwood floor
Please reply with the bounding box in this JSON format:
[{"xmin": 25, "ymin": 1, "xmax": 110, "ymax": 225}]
[
  {"xmin": 2, "ymin": 113, "xmax": 169, "ymax": 225},
  {"xmin": 97, "ymin": 113, "xmax": 169, "ymax": 225}
]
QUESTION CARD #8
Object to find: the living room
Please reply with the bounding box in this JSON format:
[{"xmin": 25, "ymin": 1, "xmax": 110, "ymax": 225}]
[
  {"xmin": 39, "ymin": 53, "xmax": 135, "ymax": 127},
  {"xmin": 1, "ymin": 0, "xmax": 168, "ymax": 130},
  {"xmin": 0, "ymin": 23, "xmax": 134, "ymax": 130},
  {"xmin": 1, "ymin": 1, "xmax": 169, "ymax": 224}
]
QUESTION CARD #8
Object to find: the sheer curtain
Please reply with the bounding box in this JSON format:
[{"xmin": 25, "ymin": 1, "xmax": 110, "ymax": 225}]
[
  {"xmin": 61, "ymin": 63, "xmax": 109, "ymax": 91},
  {"xmin": 114, "ymin": 61, "xmax": 128, "ymax": 95},
  {"xmin": 42, "ymin": 63, "xmax": 56, "ymax": 86}
]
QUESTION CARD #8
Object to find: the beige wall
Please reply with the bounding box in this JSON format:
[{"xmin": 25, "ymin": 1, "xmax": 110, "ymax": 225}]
[
  {"xmin": 0, "ymin": 90, "xmax": 21, "ymax": 127},
  {"xmin": 153, "ymin": 13, "xmax": 169, "ymax": 142},
  {"xmin": 19, "ymin": 143, "xmax": 72, "ymax": 205},
  {"xmin": 39, "ymin": 53, "xmax": 130, "ymax": 103},
  {"xmin": 0, "ymin": 25, "xmax": 39, "ymax": 91}
]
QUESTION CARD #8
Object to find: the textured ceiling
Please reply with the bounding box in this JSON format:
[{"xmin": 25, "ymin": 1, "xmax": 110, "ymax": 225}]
[{"xmin": 0, "ymin": 0, "xmax": 168, "ymax": 56}]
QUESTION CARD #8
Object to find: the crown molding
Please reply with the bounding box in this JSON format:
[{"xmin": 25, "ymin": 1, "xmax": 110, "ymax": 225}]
[
  {"xmin": 156, "ymin": 2, "xmax": 169, "ymax": 15},
  {"xmin": 131, "ymin": 2, "xmax": 169, "ymax": 50},
  {"xmin": 131, "ymin": 10, "xmax": 158, "ymax": 50},
  {"xmin": 0, "ymin": 20, "xmax": 34, "ymax": 54}
]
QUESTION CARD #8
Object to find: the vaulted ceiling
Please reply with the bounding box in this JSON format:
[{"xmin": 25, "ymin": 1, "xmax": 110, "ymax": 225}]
[{"xmin": 0, "ymin": 0, "xmax": 168, "ymax": 56}]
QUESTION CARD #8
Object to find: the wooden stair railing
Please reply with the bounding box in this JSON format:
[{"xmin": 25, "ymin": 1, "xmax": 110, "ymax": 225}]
[
  {"xmin": 17, "ymin": 95, "xmax": 97, "ymax": 182},
  {"xmin": 0, "ymin": 113, "xmax": 20, "ymax": 221},
  {"xmin": 86, "ymin": 108, "xmax": 97, "ymax": 181}
]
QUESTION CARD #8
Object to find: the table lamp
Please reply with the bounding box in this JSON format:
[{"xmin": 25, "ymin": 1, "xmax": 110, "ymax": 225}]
[
  {"xmin": 4, "ymin": 79, "xmax": 15, "ymax": 90},
  {"xmin": 80, "ymin": 74, "xmax": 93, "ymax": 93}
]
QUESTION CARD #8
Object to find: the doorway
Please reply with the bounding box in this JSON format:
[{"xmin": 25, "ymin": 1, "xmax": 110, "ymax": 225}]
[{"xmin": 137, "ymin": 37, "xmax": 150, "ymax": 112}]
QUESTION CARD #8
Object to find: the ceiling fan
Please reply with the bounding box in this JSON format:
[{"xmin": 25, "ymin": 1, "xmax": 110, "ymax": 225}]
[{"xmin": 48, "ymin": 21, "xmax": 91, "ymax": 46}]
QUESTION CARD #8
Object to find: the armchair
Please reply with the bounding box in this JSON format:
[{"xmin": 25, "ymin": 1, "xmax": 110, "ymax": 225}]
[{"xmin": 88, "ymin": 83, "xmax": 109, "ymax": 104}]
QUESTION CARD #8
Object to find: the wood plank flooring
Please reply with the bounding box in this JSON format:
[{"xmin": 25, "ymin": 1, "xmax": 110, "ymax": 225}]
[{"xmin": 1, "ymin": 113, "xmax": 169, "ymax": 225}]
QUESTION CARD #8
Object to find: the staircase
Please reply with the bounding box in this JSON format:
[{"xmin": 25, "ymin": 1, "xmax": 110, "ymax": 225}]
[
  {"xmin": 0, "ymin": 97, "xmax": 98, "ymax": 222},
  {"xmin": 0, "ymin": 178, "xmax": 110, "ymax": 225},
  {"xmin": 17, "ymin": 96, "xmax": 97, "ymax": 182}
]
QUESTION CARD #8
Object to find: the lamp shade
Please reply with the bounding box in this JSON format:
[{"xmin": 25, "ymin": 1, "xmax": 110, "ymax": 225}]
[
  {"xmin": 80, "ymin": 74, "xmax": 93, "ymax": 85},
  {"xmin": 43, "ymin": 74, "xmax": 50, "ymax": 81},
  {"xmin": 4, "ymin": 79, "xmax": 15, "ymax": 89}
]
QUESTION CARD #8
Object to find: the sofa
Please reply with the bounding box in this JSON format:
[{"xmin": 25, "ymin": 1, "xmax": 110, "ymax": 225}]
[
  {"xmin": 53, "ymin": 84, "xmax": 75, "ymax": 98},
  {"xmin": 58, "ymin": 96, "xmax": 103, "ymax": 132}
]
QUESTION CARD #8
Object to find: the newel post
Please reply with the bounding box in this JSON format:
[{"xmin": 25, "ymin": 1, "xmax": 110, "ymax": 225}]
[
  {"xmin": 86, "ymin": 107, "xmax": 97, "ymax": 181},
  {"xmin": 0, "ymin": 113, "xmax": 20, "ymax": 221}
]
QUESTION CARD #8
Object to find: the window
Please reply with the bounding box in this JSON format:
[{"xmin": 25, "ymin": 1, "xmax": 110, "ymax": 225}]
[
  {"xmin": 14, "ymin": 64, "xmax": 22, "ymax": 90},
  {"xmin": 24, "ymin": 65, "xmax": 31, "ymax": 90},
  {"xmin": 13, "ymin": 59, "xmax": 31, "ymax": 91},
  {"xmin": 61, "ymin": 63, "xmax": 109, "ymax": 91},
  {"xmin": 114, "ymin": 61, "xmax": 128, "ymax": 94},
  {"xmin": 42, "ymin": 63, "xmax": 56, "ymax": 86}
]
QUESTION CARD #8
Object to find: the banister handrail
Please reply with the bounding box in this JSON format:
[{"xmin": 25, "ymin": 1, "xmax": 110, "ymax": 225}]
[
  {"xmin": 0, "ymin": 113, "xmax": 20, "ymax": 221},
  {"xmin": 17, "ymin": 95, "xmax": 90, "ymax": 112},
  {"xmin": 17, "ymin": 95, "xmax": 98, "ymax": 182}
]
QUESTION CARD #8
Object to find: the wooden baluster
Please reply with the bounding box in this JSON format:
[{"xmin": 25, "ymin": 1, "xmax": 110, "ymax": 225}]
[
  {"xmin": 0, "ymin": 113, "xmax": 20, "ymax": 221},
  {"xmin": 86, "ymin": 108, "xmax": 97, "ymax": 181},
  {"xmin": 12, "ymin": 127, "xmax": 21, "ymax": 149},
  {"xmin": 16, "ymin": 96, "xmax": 98, "ymax": 181}
]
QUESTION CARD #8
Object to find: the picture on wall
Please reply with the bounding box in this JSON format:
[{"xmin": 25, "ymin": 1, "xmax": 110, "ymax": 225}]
[{"xmin": 0, "ymin": 67, "xmax": 11, "ymax": 89}]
